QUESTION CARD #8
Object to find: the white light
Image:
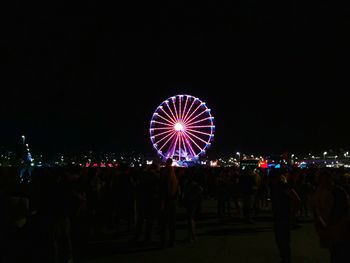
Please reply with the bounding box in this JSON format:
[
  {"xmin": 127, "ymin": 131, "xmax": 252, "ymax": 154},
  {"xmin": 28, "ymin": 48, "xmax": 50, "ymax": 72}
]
[{"xmin": 174, "ymin": 122, "xmax": 184, "ymax": 131}]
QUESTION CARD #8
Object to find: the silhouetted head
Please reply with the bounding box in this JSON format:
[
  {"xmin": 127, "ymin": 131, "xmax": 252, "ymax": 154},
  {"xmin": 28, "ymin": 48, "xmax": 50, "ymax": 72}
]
[
  {"xmin": 149, "ymin": 162, "xmax": 160, "ymax": 172},
  {"xmin": 269, "ymin": 168, "xmax": 286, "ymax": 185},
  {"xmin": 317, "ymin": 168, "xmax": 333, "ymax": 188},
  {"xmin": 166, "ymin": 158, "xmax": 173, "ymax": 167}
]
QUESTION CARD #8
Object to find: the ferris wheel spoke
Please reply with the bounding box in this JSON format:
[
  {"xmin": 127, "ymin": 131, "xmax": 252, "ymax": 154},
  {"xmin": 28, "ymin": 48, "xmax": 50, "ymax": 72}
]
[
  {"xmin": 152, "ymin": 120, "xmax": 174, "ymax": 127},
  {"xmin": 186, "ymin": 115, "xmax": 212, "ymax": 126},
  {"xmin": 165, "ymin": 101, "xmax": 178, "ymax": 123},
  {"xmin": 158, "ymin": 132, "xmax": 177, "ymax": 151},
  {"xmin": 187, "ymin": 141, "xmax": 197, "ymax": 157},
  {"xmin": 179, "ymin": 96, "xmax": 182, "ymax": 120},
  {"xmin": 185, "ymin": 130, "xmax": 209, "ymax": 145},
  {"xmin": 185, "ymin": 110, "xmax": 207, "ymax": 125},
  {"xmin": 186, "ymin": 128, "xmax": 213, "ymax": 137},
  {"xmin": 183, "ymin": 131, "xmax": 202, "ymax": 152},
  {"xmin": 183, "ymin": 103, "xmax": 203, "ymax": 124},
  {"xmin": 154, "ymin": 130, "xmax": 176, "ymax": 145},
  {"xmin": 153, "ymin": 129, "xmax": 175, "ymax": 138},
  {"xmin": 183, "ymin": 133, "xmax": 200, "ymax": 157},
  {"xmin": 182, "ymin": 134, "xmax": 195, "ymax": 158},
  {"xmin": 170, "ymin": 133, "xmax": 180, "ymax": 158},
  {"xmin": 186, "ymin": 125, "xmax": 215, "ymax": 129},
  {"xmin": 159, "ymin": 106, "xmax": 177, "ymax": 123},
  {"xmin": 156, "ymin": 113, "xmax": 176, "ymax": 125},
  {"xmin": 182, "ymin": 96, "xmax": 189, "ymax": 121},
  {"xmin": 180, "ymin": 135, "xmax": 187, "ymax": 158},
  {"xmin": 182, "ymin": 97, "xmax": 197, "ymax": 121},
  {"xmin": 151, "ymin": 127, "xmax": 174, "ymax": 131},
  {"xmin": 171, "ymin": 97, "xmax": 179, "ymax": 120},
  {"xmin": 178, "ymin": 133, "xmax": 181, "ymax": 161}
]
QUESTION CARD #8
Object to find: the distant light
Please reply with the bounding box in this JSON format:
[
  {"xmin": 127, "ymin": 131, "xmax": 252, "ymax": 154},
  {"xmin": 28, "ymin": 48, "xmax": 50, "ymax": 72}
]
[{"xmin": 210, "ymin": 160, "xmax": 218, "ymax": 167}]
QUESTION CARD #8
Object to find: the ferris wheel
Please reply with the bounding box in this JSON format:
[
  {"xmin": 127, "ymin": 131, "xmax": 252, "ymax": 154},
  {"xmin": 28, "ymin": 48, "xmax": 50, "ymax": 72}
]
[{"xmin": 150, "ymin": 94, "xmax": 215, "ymax": 162}]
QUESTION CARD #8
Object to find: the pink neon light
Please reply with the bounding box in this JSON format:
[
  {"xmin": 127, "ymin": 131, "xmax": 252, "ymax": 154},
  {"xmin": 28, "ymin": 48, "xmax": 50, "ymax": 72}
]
[
  {"xmin": 185, "ymin": 111, "xmax": 210, "ymax": 126},
  {"xmin": 183, "ymin": 103, "xmax": 202, "ymax": 124},
  {"xmin": 185, "ymin": 130, "xmax": 209, "ymax": 145}
]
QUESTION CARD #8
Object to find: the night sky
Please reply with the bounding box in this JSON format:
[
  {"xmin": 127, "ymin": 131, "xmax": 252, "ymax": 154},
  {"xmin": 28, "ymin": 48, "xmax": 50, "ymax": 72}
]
[{"xmin": 1, "ymin": 1, "xmax": 350, "ymax": 156}]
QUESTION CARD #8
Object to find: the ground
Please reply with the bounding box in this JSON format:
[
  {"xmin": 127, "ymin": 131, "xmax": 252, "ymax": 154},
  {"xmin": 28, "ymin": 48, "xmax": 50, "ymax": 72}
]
[{"xmin": 81, "ymin": 199, "xmax": 329, "ymax": 263}]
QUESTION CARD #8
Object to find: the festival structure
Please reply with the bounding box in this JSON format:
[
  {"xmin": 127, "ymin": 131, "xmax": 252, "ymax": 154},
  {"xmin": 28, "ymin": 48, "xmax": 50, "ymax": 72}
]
[{"xmin": 150, "ymin": 94, "xmax": 215, "ymax": 165}]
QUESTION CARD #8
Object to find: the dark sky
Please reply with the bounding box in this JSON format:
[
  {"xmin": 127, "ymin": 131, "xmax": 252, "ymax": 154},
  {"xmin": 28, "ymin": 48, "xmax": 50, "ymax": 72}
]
[{"xmin": 1, "ymin": 1, "xmax": 350, "ymax": 156}]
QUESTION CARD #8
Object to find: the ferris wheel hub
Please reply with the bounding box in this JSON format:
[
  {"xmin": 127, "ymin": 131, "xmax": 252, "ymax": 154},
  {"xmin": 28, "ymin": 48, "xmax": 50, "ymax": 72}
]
[{"xmin": 174, "ymin": 122, "xmax": 185, "ymax": 131}]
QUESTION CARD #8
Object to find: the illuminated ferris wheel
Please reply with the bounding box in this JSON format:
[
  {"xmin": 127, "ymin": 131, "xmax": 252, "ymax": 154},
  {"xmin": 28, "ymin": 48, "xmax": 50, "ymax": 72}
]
[{"xmin": 150, "ymin": 94, "xmax": 215, "ymax": 162}]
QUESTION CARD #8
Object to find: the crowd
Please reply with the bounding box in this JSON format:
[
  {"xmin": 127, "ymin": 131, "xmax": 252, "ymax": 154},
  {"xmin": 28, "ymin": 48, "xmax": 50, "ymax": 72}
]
[{"xmin": 0, "ymin": 160, "xmax": 350, "ymax": 263}]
